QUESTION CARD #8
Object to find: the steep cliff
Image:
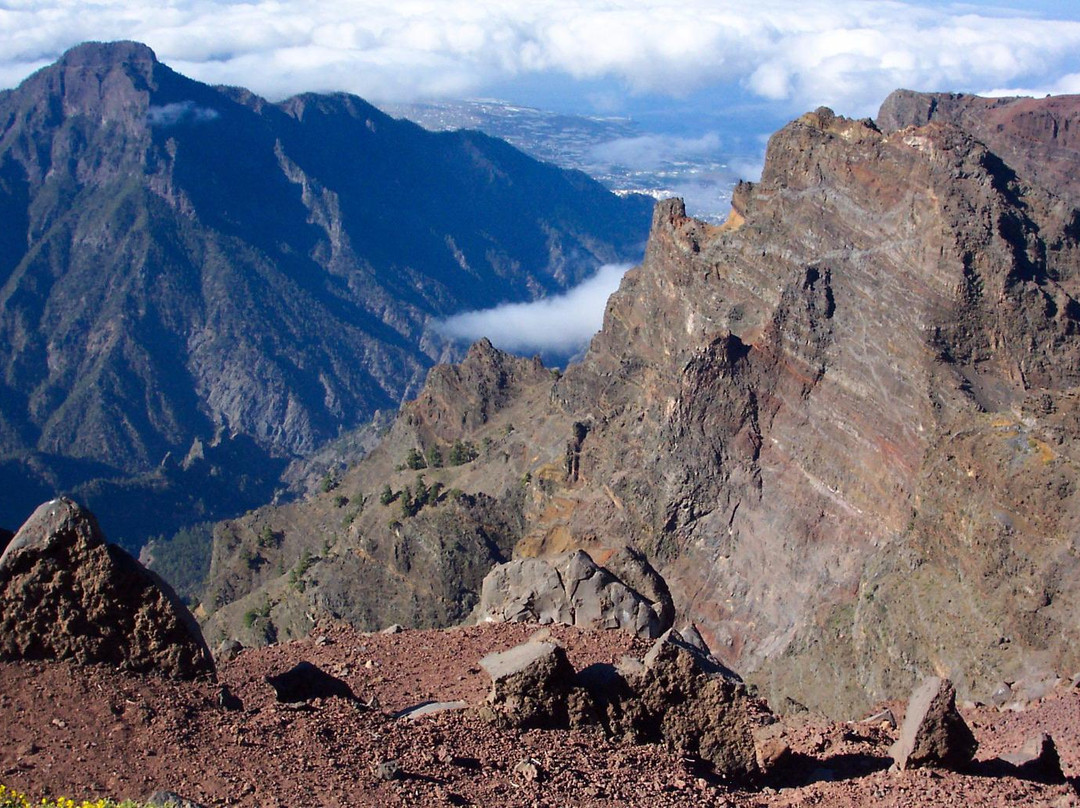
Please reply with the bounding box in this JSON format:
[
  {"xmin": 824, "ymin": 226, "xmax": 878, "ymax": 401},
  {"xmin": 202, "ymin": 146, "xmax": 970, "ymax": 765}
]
[{"xmin": 202, "ymin": 94, "xmax": 1080, "ymax": 716}]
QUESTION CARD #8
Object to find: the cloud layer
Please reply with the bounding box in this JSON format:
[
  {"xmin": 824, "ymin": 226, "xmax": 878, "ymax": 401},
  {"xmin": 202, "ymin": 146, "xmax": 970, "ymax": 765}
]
[
  {"xmin": 2, "ymin": 2, "xmax": 1079, "ymax": 116},
  {"xmin": 435, "ymin": 263, "xmax": 631, "ymax": 358}
]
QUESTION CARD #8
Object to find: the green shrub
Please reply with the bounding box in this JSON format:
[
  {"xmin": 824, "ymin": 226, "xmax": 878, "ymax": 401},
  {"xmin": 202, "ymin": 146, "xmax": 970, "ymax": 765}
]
[{"xmin": 405, "ymin": 448, "xmax": 427, "ymax": 470}]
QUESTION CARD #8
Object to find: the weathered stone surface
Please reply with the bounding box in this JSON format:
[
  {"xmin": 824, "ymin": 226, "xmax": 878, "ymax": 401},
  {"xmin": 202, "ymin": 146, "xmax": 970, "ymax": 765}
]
[
  {"xmin": 203, "ymin": 92, "xmax": 1080, "ymax": 718},
  {"xmin": 477, "ymin": 549, "xmax": 673, "ymax": 638},
  {"xmin": 477, "ymin": 641, "xmax": 577, "ymax": 728},
  {"xmin": 999, "ymin": 733, "xmax": 1066, "ymax": 783},
  {"xmin": 0, "ymin": 498, "xmax": 213, "ymax": 679},
  {"xmin": 265, "ymin": 660, "xmax": 356, "ymax": 702},
  {"xmin": 889, "ymin": 677, "xmax": 977, "ymax": 771},
  {"xmin": 584, "ymin": 630, "xmax": 761, "ymax": 781}
]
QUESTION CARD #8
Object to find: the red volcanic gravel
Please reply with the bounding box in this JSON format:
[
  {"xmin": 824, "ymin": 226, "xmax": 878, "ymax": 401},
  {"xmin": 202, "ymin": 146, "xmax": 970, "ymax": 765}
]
[{"xmin": 1, "ymin": 622, "xmax": 1078, "ymax": 807}]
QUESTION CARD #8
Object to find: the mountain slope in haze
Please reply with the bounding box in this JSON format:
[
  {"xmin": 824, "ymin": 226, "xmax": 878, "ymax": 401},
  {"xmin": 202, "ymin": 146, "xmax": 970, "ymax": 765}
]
[
  {"xmin": 202, "ymin": 92, "xmax": 1080, "ymax": 718},
  {"xmin": 0, "ymin": 41, "xmax": 653, "ymax": 541}
]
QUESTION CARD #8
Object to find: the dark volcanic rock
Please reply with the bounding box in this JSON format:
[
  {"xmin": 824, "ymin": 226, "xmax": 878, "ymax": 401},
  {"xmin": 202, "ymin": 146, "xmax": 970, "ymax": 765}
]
[
  {"xmin": 0, "ymin": 498, "xmax": 213, "ymax": 679},
  {"xmin": 594, "ymin": 629, "xmax": 761, "ymax": 781},
  {"xmin": 999, "ymin": 732, "xmax": 1066, "ymax": 783},
  {"xmin": 889, "ymin": 677, "xmax": 977, "ymax": 771},
  {"xmin": 265, "ymin": 660, "xmax": 356, "ymax": 702}
]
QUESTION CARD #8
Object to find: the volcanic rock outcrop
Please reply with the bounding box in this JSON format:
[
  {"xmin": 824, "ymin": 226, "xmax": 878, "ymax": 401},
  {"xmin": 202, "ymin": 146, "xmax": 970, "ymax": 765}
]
[
  {"xmin": 477, "ymin": 630, "xmax": 763, "ymax": 782},
  {"xmin": 0, "ymin": 498, "xmax": 213, "ymax": 679},
  {"xmin": 203, "ymin": 91, "xmax": 1080, "ymax": 717},
  {"xmin": 477, "ymin": 548, "xmax": 674, "ymax": 638}
]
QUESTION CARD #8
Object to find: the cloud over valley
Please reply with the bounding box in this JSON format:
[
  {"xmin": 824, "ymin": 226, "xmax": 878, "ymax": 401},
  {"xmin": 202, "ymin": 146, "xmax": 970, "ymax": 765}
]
[{"xmin": 435, "ymin": 263, "xmax": 631, "ymax": 361}]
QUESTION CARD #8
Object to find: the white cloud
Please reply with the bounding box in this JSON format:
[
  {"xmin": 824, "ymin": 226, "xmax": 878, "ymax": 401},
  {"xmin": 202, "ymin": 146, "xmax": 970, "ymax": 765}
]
[
  {"xmin": 146, "ymin": 100, "xmax": 219, "ymax": 127},
  {"xmin": 589, "ymin": 132, "xmax": 722, "ymax": 172},
  {"xmin": 0, "ymin": 2, "xmax": 1078, "ymax": 118},
  {"xmin": 434, "ymin": 263, "xmax": 631, "ymax": 357}
]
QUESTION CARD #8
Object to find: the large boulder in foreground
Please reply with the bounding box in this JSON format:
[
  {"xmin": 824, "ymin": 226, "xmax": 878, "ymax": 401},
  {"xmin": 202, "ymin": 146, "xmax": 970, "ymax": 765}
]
[
  {"xmin": 590, "ymin": 628, "xmax": 762, "ymax": 782},
  {"xmin": 477, "ymin": 641, "xmax": 580, "ymax": 729},
  {"xmin": 478, "ymin": 548, "xmax": 674, "ymax": 638},
  {"xmin": 0, "ymin": 498, "xmax": 214, "ymax": 679},
  {"xmin": 889, "ymin": 677, "xmax": 977, "ymax": 771}
]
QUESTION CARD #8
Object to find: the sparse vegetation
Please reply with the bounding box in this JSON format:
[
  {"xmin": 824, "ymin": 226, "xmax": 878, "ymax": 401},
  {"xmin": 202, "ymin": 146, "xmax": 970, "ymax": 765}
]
[
  {"xmin": 257, "ymin": 524, "xmax": 279, "ymax": 548},
  {"xmin": 289, "ymin": 550, "xmax": 315, "ymax": 592},
  {"xmin": 426, "ymin": 445, "xmax": 443, "ymax": 468},
  {"xmin": 448, "ymin": 439, "xmax": 479, "ymax": 465},
  {"xmin": 320, "ymin": 471, "xmax": 339, "ymax": 493},
  {"xmin": 333, "ymin": 494, "xmax": 349, "ymax": 508},
  {"xmin": 379, "ymin": 484, "xmax": 397, "ymax": 505},
  {"xmin": 405, "ymin": 448, "xmax": 427, "ymax": 470},
  {"xmin": 242, "ymin": 597, "xmax": 272, "ymax": 628},
  {"xmin": 142, "ymin": 522, "xmax": 213, "ymax": 604}
]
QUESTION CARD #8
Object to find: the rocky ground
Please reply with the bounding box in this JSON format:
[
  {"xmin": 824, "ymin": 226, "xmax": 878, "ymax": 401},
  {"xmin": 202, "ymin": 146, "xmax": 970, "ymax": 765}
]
[{"xmin": 1, "ymin": 622, "xmax": 1077, "ymax": 808}]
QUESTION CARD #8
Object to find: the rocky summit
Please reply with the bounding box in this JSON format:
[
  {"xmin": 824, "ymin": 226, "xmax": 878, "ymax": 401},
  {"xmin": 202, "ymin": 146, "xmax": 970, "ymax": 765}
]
[{"xmin": 203, "ymin": 91, "xmax": 1080, "ymax": 718}]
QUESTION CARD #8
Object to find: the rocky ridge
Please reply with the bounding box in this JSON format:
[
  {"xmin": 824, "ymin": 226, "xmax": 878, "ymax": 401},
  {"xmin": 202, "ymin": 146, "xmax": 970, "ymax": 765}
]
[
  {"xmin": 200, "ymin": 92, "xmax": 1080, "ymax": 718},
  {"xmin": 0, "ymin": 41, "xmax": 652, "ymax": 544}
]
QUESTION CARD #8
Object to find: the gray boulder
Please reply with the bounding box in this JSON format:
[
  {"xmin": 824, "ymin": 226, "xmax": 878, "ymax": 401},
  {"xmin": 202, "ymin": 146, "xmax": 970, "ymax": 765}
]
[
  {"xmin": 477, "ymin": 548, "xmax": 674, "ymax": 638},
  {"xmin": 889, "ymin": 677, "xmax": 977, "ymax": 771},
  {"xmin": 0, "ymin": 498, "xmax": 214, "ymax": 680}
]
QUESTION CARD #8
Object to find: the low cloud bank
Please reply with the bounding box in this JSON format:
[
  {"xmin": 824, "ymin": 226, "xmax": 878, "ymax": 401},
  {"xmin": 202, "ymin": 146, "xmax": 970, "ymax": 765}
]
[
  {"xmin": 435, "ymin": 263, "xmax": 631, "ymax": 358},
  {"xmin": 2, "ymin": 2, "xmax": 1079, "ymax": 118}
]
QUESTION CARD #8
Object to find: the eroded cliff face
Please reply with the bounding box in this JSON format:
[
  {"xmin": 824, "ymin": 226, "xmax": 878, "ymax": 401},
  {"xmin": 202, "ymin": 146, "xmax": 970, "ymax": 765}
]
[{"xmin": 203, "ymin": 95, "xmax": 1080, "ymax": 717}]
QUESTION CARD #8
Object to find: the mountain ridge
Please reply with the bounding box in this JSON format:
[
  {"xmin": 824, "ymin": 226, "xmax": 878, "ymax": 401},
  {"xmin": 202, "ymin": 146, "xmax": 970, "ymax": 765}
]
[
  {"xmin": 198, "ymin": 91, "xmax": 1080, "ymax": 717},
  {"xmin": 0, "ymin": 41, "xmax": 653, "ymax": 541}
]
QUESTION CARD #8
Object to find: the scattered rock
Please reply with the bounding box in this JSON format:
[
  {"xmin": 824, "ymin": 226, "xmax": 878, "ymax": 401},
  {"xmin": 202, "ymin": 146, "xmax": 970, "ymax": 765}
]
[
  {"xmin": 861, "ymin": 708, "xmax": 897, "ymax": 729},
  {"xmin": 0, "ymin": 498, "xmax": 215, "ymax": 680},
  {"xmin": 392, "ymin": 700, "xmax": 468, "ymax": 720},
  {"xmin": 999, "ymin": 732, "xmax": 1066, "ymax": 783},
  {"xmin": 989, "ymin": 681, "xmax": 1013, "ymax": 707},
  {"xmin": 217, "ymin": 684, "xmax": 243, "ymax": 711},
  {"xmin": 477, "ymin": 641, "xmax": 578, "ymax": 728},
  {"xmin": 144, "ymin": 791, "xmax": 206, "ymax": 808},
  {"xmin": 583, "ymin": 629, "xmax": 763, "ymax": 782},
  {"xmin": 477, "ymin": 549, "xmax": 674, "ymax": 638},
  {"xmin": 265, "ymin": 660, "xmax": 356, "ymax": 703},
  {"xmin": 889, "ymin": 677, "xmax": 977, "ymax": 771},
  {"xmin": 513, "ymin": 757, "xmax": 543, "ymax": 783},
  {"xmin": 755, "ymin": 734, "xmax": 792, "ymax": 774},
  {"xmin": 214, "ymin": 639, "xmax": 244, "ymax": 663},
  {"xmin": 373, "ymin": 759, "xmax": 400, "ymax": 781}
]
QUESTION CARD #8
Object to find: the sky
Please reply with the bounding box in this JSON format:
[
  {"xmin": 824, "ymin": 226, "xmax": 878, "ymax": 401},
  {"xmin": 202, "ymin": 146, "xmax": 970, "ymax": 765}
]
[
  {"xmin": 3, "ymin": 0, "xmax": 1079, "ymax": 118},
  {"xmin": 3, "ymin": 0, "xmax": 1079, "ymax": 357}
]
